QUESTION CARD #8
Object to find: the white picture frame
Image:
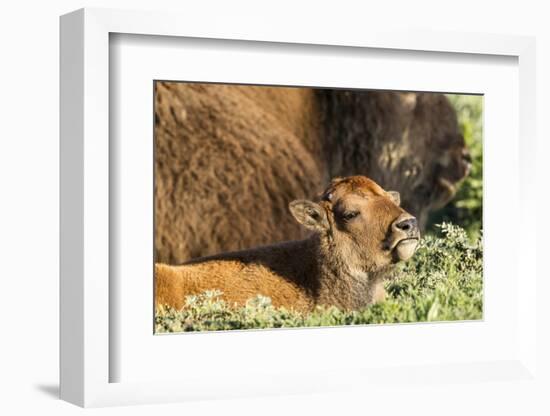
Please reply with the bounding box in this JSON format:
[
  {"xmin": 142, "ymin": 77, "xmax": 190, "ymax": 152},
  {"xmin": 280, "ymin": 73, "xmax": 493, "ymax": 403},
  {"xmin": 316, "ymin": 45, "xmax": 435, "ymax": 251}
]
[{"xmin": 60, "ymin": 7, "xmax": 539, "ymax": 408}]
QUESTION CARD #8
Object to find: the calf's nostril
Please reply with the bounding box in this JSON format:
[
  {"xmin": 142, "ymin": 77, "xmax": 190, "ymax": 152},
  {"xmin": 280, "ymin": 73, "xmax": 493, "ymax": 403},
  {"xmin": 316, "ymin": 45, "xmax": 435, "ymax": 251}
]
[{"xmin": 396, "ymin": 217, "xmax": 417, "ymax": 232}]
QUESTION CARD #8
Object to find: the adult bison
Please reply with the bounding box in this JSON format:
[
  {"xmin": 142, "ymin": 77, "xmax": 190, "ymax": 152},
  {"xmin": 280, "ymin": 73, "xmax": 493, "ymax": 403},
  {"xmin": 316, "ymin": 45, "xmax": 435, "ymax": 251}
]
[{"xmin": 155, "ymin": 82, "xmax": 470, "ymax": 264}]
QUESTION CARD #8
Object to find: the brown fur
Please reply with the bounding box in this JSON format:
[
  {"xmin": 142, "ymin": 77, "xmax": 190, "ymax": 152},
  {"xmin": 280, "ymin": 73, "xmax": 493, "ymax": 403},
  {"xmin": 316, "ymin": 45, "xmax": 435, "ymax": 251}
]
[
  {"xmin": 155, "ymin": 176, "xmax": 420, "ymax": 312},
  {"xmin": 317, "ymin": 90, "xmax": 470, "ymax": 221},
  {"xmin": 155, "ymin": 83, "xmax": 468, "ymax": 264}
]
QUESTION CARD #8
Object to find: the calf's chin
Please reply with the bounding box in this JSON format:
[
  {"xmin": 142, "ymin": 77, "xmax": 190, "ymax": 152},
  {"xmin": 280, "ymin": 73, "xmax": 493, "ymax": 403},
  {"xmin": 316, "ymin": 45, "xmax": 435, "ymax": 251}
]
[{"xmin": 394, "ymin": 239, "xmax": 418, "ymax": 261}]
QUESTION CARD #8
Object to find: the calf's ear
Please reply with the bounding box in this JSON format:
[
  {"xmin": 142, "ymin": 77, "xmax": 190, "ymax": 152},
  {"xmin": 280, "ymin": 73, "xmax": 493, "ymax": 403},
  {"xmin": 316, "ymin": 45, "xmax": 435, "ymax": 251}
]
[
  {"xmin": 387, "ymin": 191, "xmax": 401, "ymax": 206},
  {"xmin": 289, "ymin": 200, "xmax": 329, "ymax": 231}
]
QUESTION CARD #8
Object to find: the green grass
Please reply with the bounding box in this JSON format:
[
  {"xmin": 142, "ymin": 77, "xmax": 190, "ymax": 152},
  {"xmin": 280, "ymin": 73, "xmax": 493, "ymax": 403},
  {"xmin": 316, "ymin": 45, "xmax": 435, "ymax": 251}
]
[{"xmin": 155, "ymin": 223, "xmax": 483, "ymax": 333}]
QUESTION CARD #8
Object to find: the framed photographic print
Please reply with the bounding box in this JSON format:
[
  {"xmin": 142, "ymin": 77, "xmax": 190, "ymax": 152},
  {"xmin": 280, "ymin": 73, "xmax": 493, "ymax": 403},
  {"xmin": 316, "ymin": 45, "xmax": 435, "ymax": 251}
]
[
  {"xmin": 60, "ymin": 7, "xmax": 539, "ymax": 408},
  {"xmin": 151, "ymin": 80, "xmax": 482, "ymax": 333}
]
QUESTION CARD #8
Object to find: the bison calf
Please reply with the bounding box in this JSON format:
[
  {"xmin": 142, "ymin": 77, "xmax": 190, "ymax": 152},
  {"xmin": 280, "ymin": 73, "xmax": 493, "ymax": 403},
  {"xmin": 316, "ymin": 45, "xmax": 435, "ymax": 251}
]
[{"xmin": 155, "ymin": 176, "xmax": 420, "ymax": 312}]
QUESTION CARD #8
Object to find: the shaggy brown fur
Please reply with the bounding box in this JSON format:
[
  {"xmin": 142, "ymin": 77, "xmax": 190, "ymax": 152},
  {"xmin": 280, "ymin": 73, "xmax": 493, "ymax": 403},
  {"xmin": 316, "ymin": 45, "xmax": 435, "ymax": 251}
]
[
  {"xmin": 155, "ymin": 176, "xmax": 420, "ymax": 312},
  {"xmin": 155, "ymin": 83, "xmax": 469, "ymax": 264},
  {"xmin": 317, "ymin": 90, "xmax": 470, "ymax": 221}
]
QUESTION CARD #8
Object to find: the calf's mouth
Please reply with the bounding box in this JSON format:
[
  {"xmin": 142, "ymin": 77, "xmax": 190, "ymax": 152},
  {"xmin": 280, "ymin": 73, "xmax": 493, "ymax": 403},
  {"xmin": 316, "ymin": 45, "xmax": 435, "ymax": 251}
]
[{"xmin": 392, "ymin": 237, "xmax": 420, "ymax": 261}]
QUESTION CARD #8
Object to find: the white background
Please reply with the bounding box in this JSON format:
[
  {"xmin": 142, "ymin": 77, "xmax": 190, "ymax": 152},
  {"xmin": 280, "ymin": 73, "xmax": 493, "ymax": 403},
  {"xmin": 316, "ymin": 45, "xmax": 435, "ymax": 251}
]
[{"xmin": 1, "ymin": 1, "xmax": 548, "ymax": 415}]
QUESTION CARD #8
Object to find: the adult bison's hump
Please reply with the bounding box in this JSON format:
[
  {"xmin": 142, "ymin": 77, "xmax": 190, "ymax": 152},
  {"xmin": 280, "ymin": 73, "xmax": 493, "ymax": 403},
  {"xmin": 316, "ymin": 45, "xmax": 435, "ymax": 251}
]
[{"xmin": 155, "ymin": 82, "xmax": 323, "ymax": 264}]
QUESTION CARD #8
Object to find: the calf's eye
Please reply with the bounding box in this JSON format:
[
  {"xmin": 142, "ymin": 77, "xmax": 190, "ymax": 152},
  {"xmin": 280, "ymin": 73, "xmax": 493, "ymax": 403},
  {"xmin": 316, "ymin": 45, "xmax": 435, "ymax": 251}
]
[{"xmin": 342, "ymin": 211, "xmax": 360, "ymax": 221}]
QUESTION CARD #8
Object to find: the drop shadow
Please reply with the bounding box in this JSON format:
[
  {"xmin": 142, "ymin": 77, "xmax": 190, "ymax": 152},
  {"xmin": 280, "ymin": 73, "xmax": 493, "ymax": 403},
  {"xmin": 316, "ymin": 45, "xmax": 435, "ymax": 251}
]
[{"xmin": 34, "ymin": 383, "xmax": 59, "ymax": 399}]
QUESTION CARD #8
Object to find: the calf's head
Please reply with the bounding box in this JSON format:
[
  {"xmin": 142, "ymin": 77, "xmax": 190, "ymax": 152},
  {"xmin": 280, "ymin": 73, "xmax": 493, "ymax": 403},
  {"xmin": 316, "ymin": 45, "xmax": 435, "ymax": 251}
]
[{"xmin": 289, "ymin": 176, "xmax": 420, "ymax": 272}]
